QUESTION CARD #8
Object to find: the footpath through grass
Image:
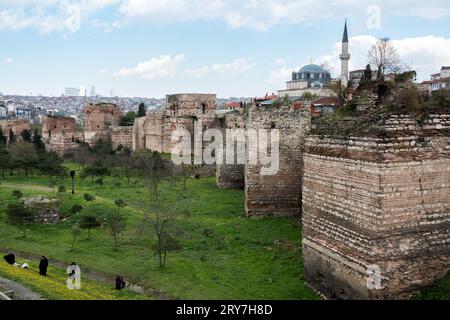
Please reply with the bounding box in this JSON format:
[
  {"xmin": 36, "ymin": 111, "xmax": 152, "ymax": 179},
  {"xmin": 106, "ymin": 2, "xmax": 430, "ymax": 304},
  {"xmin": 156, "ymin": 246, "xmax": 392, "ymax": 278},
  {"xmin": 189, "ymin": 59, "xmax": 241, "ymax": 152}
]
[{"xmin": 0, "ymin": 170, "xmax": 318, "ymax": 300}]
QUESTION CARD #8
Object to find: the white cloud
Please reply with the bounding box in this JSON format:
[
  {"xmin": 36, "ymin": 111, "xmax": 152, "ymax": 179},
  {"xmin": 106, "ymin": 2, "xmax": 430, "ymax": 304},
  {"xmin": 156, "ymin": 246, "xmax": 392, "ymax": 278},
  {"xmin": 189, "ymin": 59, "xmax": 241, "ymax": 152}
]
[
  {"xmin": 2, "ymin": 0, "xmax": 450, "ymax": 33},
  {"xmin": 3, "ymin": 57, "xmax": 14, "ymax": 64},
  {"xmin": 185, "ymin": 58, "xmax": 252, "ymax": 78},
  {"xmin": 115, "ymin": 54, "xmax": 185, "ymax": 79}
]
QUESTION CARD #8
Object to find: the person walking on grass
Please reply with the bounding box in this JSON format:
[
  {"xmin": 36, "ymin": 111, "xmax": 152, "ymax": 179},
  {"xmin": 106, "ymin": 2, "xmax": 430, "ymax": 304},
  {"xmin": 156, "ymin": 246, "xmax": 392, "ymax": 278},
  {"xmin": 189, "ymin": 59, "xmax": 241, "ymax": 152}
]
[{"xmin": 39, "ymin": 256, "xmax": 49, "ymax": 276}]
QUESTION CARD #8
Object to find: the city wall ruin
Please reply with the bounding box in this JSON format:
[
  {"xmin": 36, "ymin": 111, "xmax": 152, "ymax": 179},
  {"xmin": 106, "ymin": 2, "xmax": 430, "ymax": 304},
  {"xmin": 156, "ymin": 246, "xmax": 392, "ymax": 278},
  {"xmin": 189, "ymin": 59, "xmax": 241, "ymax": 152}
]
[
  {"xmin": 245, "ymin": 102, "xmax": 311, "ymax": 218},
  {"xmin": 216, "ymin": 110, "xmax": 246, "ymax": 189},
  {"xmin": 0, "ymin": 119, "xmax": 31, "ymax": 141},
  {"xmin": 302, "ymin": 114, "xmax": 450, "ymax": 299},
  {"xmin": 41, "ymin": 115, "xmax": 80, "ymax": 156}
]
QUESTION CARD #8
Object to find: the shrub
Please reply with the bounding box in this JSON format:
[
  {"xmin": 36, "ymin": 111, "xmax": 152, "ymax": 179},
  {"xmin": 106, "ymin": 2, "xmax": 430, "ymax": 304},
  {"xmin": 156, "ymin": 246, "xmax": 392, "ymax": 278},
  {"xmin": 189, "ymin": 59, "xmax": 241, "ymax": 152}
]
[
  {"xmin": 12, "ymin": 190, "xmax": 23, "ymax": 199},
  {"xmin": 84, "ymin": 193, "xmax": 96, "ymax": 202},
  {"xmin": 58, "ymin": 185, "xmax": 66, "ymax": 193},
  {"xmin": 70, "ymin": 204, "xmax": 83, "ymax": 215},
  {"xmin": 95, "ymin": 178, "xmax": 103, "ymax": 186}
]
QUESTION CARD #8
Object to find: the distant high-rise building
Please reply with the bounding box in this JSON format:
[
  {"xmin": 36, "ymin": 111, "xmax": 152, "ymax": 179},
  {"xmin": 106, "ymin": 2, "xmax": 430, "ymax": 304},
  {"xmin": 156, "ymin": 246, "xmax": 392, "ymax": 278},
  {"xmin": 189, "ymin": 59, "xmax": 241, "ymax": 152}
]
[
  {"xmin": 90, "ymin": 85, "xmax": 96, "ymax": 97},
  {"xmin": 65, "ymin": 87, "xmax": 80, "ymax": 97}
]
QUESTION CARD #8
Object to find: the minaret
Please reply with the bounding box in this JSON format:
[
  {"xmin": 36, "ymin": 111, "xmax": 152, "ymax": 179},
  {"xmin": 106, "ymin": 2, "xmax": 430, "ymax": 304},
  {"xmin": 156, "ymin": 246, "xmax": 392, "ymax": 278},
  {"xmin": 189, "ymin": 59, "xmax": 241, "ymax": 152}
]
[{"xmin": 340, "ymin": 20, "xmax": 350, "ymax": 88}]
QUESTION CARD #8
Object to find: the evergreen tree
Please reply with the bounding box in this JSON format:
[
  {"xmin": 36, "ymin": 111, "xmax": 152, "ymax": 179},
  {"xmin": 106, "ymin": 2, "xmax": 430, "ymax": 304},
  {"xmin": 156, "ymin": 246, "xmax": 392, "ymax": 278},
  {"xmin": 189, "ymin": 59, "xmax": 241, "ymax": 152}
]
[
  {"xmin": 0, "ymin": 130, "xmax": 7, "ymax": 145},
  {"xmin": 21, "ymin": 129, "xmax": 32, "ymax": 142},
  {"xmin": 9, "ymin": 129, "xmax": 16, "ymax": 144},
  {"xmin": 32, "ymin": 129, "xmax": 46, "ymax": 150},
  {"xmin": 138, "ymin": 103, "xmax": 146, "ymax": 117},
  {"xmin": 363, "ymin": 64, "xmax": 373, "ymax": 82}
]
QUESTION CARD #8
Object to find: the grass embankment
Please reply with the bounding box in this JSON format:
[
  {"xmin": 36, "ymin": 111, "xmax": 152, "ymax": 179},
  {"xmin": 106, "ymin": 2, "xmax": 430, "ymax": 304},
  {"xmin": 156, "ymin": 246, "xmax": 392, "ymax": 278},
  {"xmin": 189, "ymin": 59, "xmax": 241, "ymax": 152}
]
[
  {"xmin": 0, "ymin": 167, "xmax": 318, "ymax": 300},
  {"xmin": 0, "ymin": 255, "xmax": 151, "ymax": 300}
]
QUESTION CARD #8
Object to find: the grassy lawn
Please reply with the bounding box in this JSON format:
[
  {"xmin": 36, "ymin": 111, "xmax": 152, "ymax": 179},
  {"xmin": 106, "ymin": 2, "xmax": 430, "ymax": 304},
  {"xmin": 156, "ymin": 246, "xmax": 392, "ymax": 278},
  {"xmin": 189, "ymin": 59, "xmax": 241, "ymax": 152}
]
[
  {"xmin": 0, "ymin": 167, "xmax": 318, "ymax": 300},
  {"xmin": 0, "ymin": 255, "xmax": 151, "ymax": 300}
]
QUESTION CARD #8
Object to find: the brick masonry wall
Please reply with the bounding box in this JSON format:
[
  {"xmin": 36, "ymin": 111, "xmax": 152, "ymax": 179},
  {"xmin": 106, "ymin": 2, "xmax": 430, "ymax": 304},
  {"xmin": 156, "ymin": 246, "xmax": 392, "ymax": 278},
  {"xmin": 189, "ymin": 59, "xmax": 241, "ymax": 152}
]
[
  {"xmin": 302, "ymin": 114, "xmax": 450, "ymax": 299},
  {"xmin": 84, "ymin": 103, "xmax": 122, "ymax": 146},
  {"xmin": 110, "ymin": 126, "xmax": 133, "ymax": 150},
  {"xmin": 0, "ymin": 119, "xmax": 31, "ymax": 141},
  {"xmin": 245, "ymin": 103, "xmax": 311, "ymax": 217},
  {"xmin": 41, "ymin": 116, "xmax": 79, "ymax": 156},
  {"xmin": 216, "ymin": 111, "xmax": 246, "ymax": 189}
]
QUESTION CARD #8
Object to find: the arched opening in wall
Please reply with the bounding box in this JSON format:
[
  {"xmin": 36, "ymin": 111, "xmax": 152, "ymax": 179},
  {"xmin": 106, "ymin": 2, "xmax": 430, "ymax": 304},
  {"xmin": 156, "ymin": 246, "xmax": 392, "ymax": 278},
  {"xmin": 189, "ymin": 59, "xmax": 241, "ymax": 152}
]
[
  {"xmin": 201, "ymin": 103, "xmax": 206, "ymax": 114},
  {"xmin": 72, "ymin": 136, "xmax": 75, "ymax": 142},
  {"xmin": 271, "ymin": 122, "xmax": 276, "ymax": 129},
  {"xmin": 49, "ymin": 130, "xmax": 51, "ymax": 138}
]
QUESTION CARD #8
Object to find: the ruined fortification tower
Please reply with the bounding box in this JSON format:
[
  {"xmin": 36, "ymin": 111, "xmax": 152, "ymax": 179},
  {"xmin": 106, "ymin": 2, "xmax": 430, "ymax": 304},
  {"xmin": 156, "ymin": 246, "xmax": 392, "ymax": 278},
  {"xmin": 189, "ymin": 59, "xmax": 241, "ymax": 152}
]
[
  {"xmin": 245, "ymin": 101, "xmax": 311, "ymax": 217},
  {"xmin": 302, "ymin": 114, "xmax": 450, "ymax": 299},
  {"xmin": 83, "ymin": 102, "xmax": 122, "ymax": 146},
  {"xmin": 216, "ymin": 110, "xmax": 246, "ymax": 189},
  {"xmin": 41, "ymin": 115, "xmax": 79, "ymax": 156},
  {"xmin": 340, "ymin": 20, "xmax": 350, "ymax": 88},
  {"xmin": 133, "ymin": 93, "xmax": 217, "ymax": 154}
]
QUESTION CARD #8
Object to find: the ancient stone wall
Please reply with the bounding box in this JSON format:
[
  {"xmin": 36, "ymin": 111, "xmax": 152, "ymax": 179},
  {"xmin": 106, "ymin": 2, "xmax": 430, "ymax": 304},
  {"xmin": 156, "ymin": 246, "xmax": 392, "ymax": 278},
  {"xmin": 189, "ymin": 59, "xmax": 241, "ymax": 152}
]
[
  {"xmin": 0, "ymin": 119, "xmax": 31, "ymax": 141},
  {"xmin": 216, "ymin": 111, "xmax": 246, "ymax": 189},
  {"xmin": 245, "ymin": 103, "xmax": 311, "ymax": 217},
  {"xmin": 134, "ymin": 94, "xmax": 218, "ymax": 155},
  {"xmin": 110, "ymin": 126, "xmax": 133, "ymax": 150},
  {"xmin": 84, "ymin": 102, "xmax": 122, "ymax": 146},
  {"xmin": 302, "ymin": 114, "xmax": 450, "ymax": 299},
  {"xmin": 41, "ymin": 116, "xmax": 79, "ymax": 156}
]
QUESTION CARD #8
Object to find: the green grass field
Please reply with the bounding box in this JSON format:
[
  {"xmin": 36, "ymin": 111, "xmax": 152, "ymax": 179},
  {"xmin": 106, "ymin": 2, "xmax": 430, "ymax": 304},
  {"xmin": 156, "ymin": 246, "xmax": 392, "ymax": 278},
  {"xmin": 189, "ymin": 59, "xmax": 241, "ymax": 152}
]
[
  {"xmin": 0, "ymin": 165, "xmax": 318, "ymax": 300},
  {"xmin": 0, "ymin": 163, "xmax": 448, "ymax": 300}
]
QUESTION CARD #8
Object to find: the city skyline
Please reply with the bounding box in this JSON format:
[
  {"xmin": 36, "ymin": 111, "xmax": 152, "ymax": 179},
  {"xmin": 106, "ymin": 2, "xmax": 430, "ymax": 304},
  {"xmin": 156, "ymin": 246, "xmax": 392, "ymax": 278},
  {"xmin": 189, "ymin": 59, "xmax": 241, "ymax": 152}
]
[{"xmin": 1, "ymin": 1, "xmax": 450, "ymax": 98}]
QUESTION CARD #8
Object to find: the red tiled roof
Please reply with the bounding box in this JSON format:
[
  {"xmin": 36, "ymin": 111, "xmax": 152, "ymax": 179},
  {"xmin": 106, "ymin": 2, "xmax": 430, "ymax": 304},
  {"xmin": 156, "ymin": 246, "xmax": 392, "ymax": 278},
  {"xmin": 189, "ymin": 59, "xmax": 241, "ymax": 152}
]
[
  {"xmin": 432, "ymin": 77, "xmax": 450, "ymax": 84},
  {"xmin": 311, "ymin": 97, "xmax": 340, "ymax": 106},
  {"xmin": 225, "ymin": 101, "xmax": 241, "ymax": 108},
  {"xmin": 254, "ymin": 95, "xmax": 278, "ymax": 102}
]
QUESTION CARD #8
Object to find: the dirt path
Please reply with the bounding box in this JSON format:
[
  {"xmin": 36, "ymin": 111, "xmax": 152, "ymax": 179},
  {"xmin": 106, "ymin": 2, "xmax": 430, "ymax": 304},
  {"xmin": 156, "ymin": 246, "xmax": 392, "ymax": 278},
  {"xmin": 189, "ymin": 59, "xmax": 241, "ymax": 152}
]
[
  {"xmin": 0, "ymin": 276, "xmax": 45, "ymax": 300},
  {"xmin": 1, "ymin": 183, "xmax": 54, "ymax": 192}
]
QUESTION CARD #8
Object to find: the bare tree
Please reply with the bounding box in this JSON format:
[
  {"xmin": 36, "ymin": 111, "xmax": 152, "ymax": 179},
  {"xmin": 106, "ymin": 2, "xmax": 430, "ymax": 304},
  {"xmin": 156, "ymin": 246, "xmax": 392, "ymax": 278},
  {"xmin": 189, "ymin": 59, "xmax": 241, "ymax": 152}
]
[
  {"xmin": 368, "ymin": 38, "xmax": 402, "ymax": 79},
  {"xmin": 150, "ymin": 191, "xmax": 190, "ymax": 268}
]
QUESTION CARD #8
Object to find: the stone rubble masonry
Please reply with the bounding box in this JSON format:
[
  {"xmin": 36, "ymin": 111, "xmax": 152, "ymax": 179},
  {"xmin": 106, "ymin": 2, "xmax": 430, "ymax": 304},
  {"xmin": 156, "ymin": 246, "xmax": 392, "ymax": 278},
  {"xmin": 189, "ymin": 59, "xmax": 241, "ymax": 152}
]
[
  {"xmin": 110, "ymin": 126, "xmax": 133, "ymax": 150},
  {"xmin": 302, "ymin": 113, "xmax": 450, "ymax": 299},
  {"xmin": 0, "ymin": 119, "xmax": 31, "ymax": 142},
  {"xmin": 245, "ymin": 103, "xmax": 311, "ymax": 218},
  {"xmin": 84, "ymin": 102, "xmax": 123, "ymax": 146},
  {"xmin": 216, "ymin": 111, "xmax": 246, "ymax": 189},
  {"xmin": 41, "ymin": 115, "xmax": 80, "ymax": 156},
  {"xmin": 133, "ymin": 93, "xmax": 217, "ymax": 154}
]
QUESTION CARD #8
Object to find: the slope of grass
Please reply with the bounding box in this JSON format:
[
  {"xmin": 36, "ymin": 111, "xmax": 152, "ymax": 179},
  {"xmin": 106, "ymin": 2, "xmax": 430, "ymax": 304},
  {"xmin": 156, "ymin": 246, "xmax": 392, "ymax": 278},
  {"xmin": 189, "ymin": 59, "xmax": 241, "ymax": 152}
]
[
  {"xmin": 0, "ymin": 172, "xmax": 318, "ymax": 300},
  {"xmin": 0, "ymin": 257, "xmax": 151, "ymax": 300}
]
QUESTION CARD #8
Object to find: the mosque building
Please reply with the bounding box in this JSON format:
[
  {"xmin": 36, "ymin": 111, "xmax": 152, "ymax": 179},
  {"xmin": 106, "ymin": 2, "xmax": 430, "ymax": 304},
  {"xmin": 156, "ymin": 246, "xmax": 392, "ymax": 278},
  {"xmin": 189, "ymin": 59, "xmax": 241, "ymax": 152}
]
[{"xmin": 277, "ymin": 21, "xmax": 350, "ymax": 98}]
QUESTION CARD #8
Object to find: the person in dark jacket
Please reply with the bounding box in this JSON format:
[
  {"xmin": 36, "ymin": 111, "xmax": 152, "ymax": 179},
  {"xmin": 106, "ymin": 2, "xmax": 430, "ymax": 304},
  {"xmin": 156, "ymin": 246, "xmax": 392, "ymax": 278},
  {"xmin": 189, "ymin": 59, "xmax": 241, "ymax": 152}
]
[
  {"xmin": 39, "ymin": 256, "xmax": 49, "ymax": 276},
  {"xmin": 3, "ymin": 253, "xmax": 15, "ymax": 265},
  {"xmin": 115, "ymin": 276, "xmax": 126, "ymax": 290}
]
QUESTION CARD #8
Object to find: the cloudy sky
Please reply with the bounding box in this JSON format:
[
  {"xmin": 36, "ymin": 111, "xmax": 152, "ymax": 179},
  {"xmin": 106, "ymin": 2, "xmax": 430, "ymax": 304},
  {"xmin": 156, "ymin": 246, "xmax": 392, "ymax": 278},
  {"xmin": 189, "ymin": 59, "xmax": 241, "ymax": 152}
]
[{"xmin": 1, "ymin": 0, "xmax": 450, "ymax": 98}]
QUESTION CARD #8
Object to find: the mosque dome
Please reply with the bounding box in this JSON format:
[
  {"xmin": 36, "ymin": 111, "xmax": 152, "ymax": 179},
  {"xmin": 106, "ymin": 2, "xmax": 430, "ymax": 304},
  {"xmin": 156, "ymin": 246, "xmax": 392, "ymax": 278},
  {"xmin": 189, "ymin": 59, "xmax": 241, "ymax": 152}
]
[{"xmin": 299, "ymin": 64, "xmax": 327, "ymax": 74}]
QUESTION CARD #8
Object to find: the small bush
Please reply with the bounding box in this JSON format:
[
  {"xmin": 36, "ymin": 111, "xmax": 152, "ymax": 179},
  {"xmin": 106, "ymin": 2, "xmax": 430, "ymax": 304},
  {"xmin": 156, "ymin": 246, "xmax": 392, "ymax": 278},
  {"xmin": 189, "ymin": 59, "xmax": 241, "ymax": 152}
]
[
  {"xmin": 12, "ymin": 190, "xmax": 23, "ymax": 199},
  {"xmin": 70, "ymin": 204, "xmax": 83, "ymax": 215},
  {"xmin": 58, "ymin": 185, "xmax": 66, "ymax": 193},
  {"xmin": 84, "ymin": 193, "xmax": 96, "ymax": 202},
  {"xmin": 95, "ymin": 178, "xmax": 103, "ymax": 186}
]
